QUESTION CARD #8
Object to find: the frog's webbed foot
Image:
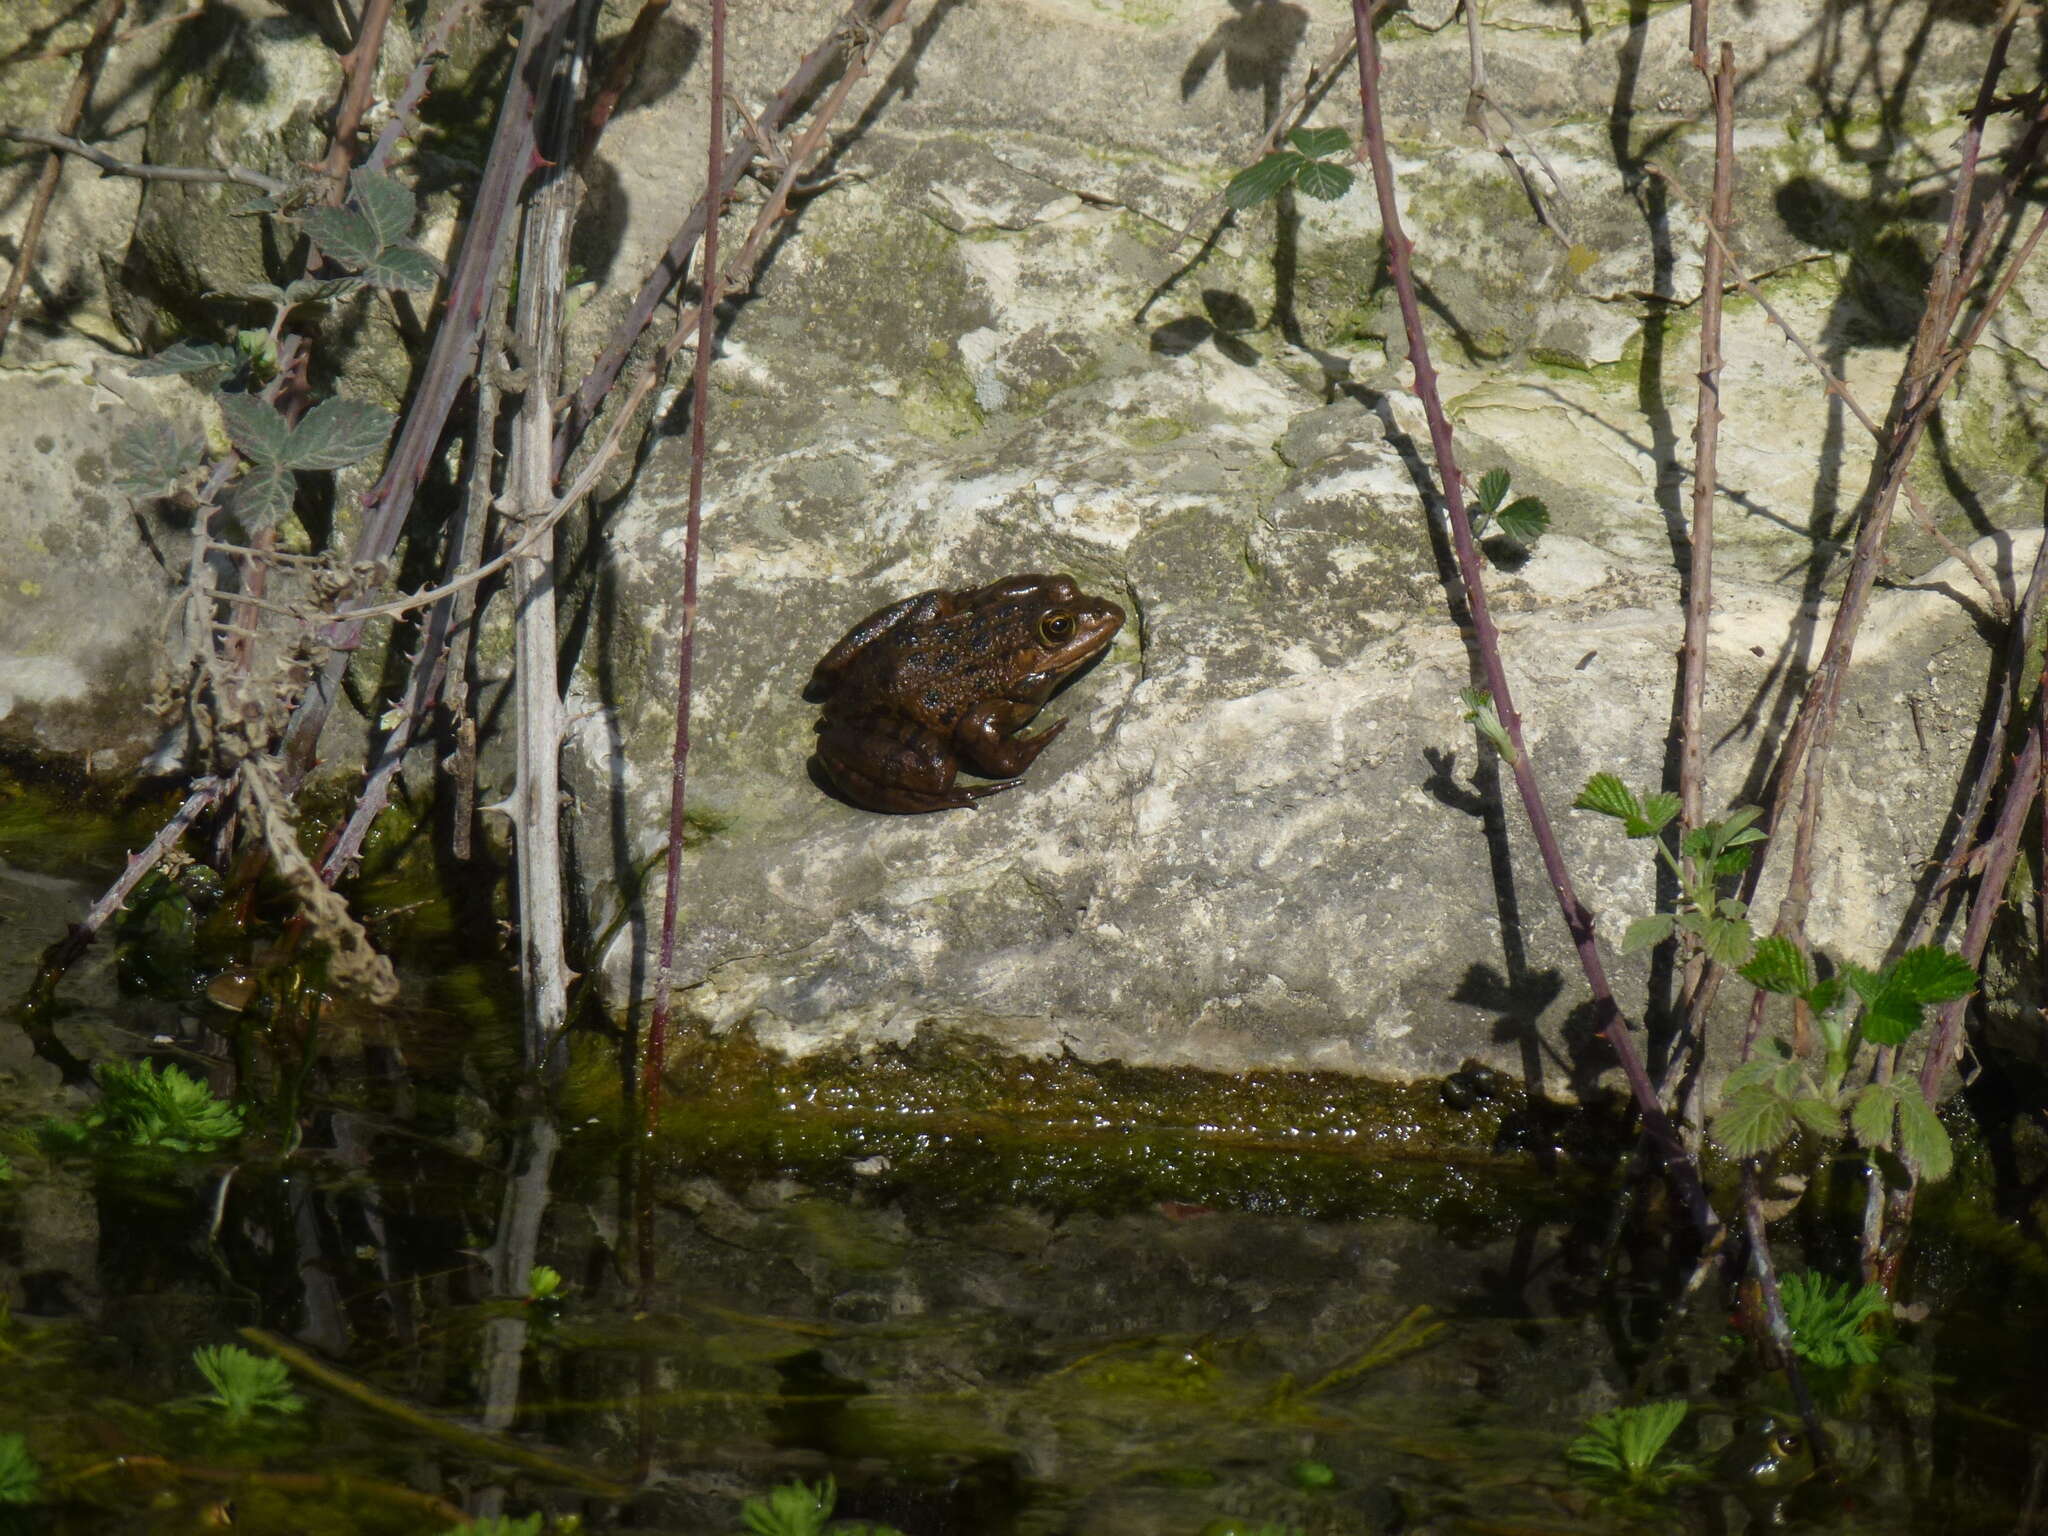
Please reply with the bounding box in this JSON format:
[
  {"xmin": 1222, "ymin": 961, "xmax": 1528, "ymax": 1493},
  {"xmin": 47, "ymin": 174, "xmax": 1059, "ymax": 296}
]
[{"xmin": 958, "ymin": 714, "xmax": 1066, "ymax": 781}]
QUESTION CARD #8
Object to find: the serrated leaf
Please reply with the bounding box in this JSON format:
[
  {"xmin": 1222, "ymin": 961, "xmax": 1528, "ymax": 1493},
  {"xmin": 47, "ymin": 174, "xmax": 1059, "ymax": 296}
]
[
  {"xmin": 283, "ymin": 275, "xmax": 366, "ymax": 306},
  {"xmin": 1712, "ymin": 846, "xmax": 1756, "ymax": 877},
  {"xmin": 1679, "ymin": 826, "xmax": 1713, "ymax": 861},
  {"xmin": 1574, "ymin": 771, "xmax": 1641, "ymax": 823},
  {"xmin": 206, "ymin": 281, "xmax": 286, "ymax": 304},
  {"xmin": 1842, "ymin": 963, "xmax": 1883, "ymax": 1004},
  {"xmin": 283, "ymin": 396, "xmax": 394, "ymax": 471},
  {"xmin": 1804, "ymin": 975, "xmax": 1847, "ymax": 1015},
  {"xmin": 1622, "ymin": 913, "xmax": 1677, "ymax": 952},
  {"xmin": 1628, "ymin": 791, "xmax": 1681, "ymax": 838},
  {"xmin": 1896, "ymin": 1091, "xmax": 1952, "ymax": 1181},
  {"xmin": 1887, "ymin": 945, "xmax": 1977, "ymax": 1006},
  {"xmin": 301, "ymin": 204, "xmax": 381, "ymax": 267},
  {"xmin": 1287, "ymin": 125, "xmax": 1351, "ymax": 159},
  {"xmin": 1685, "ymin": 911, "xmax": 1754, "ymax": 968},
  {"xmin": 134, "ymin": 339, "xmax": 239, "ymax": 377},
  {"xmin": 361, "ymin": 245, "xmax": 442, "ymax": 294},
  {"xmin": 349, "ymin": 168, "xmax": 416, "ymax": 247},
  {"xmin": 1715, "ymin": 1084, "xmax": 1794, "ymax": 1158},
  {"xmin": 1849, "ymin": 1081, "xmax": 1899, "ymax": 1149},
  {"xmin": 1788, "ymin": 1094, "xmax": 1841, "ymax": 1138},
  {"xmin": 1495, "ymin": 495, "xmax": 1549, "ymax": 545},
  {"xmin": 1722, "ymin": 1051, "xmax": 1791, "ymax": 1097},
  {"xmin": 111, "ymin": 418, "xmax": 202, "ymax": 497},
  {"xmin": 1740, "ymin": 934, "xmax": 1811, "ymax": 995},
  {"xmin": 1292, "ymin": 158, "xmax": 1354, "ymax": 201},
  {"xmin": 1859, "ymin": 989, "xmax": 1924, "ymax": 1047},
  {"xmin": 230, "ymin": 462, "xmax": 296, "ymax": 530},
  {"xmin": 217, "ymin": 393, "xmax": 295, "ymax": 465},
  {"xmin": 1475, "ymin": 467, "xmax": 1511, "ymax": 514},
  {"xmin": 1225, "ymin": 150, "xmax": 1305, "ymax": 210}
]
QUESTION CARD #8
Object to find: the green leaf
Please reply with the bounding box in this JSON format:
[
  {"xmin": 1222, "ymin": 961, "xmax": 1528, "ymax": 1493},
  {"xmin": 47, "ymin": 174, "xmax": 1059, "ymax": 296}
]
[
  {"xmin": 1849, "ymin": 1081, "xmax": 1898, "ymax": 1150},
  {"xmin": 1574, "ymin": 771, "xmax": 1640, "ymax": 824},
  {"xmin": 1684, "ymin": 910, "xmax": 1754, "ymax": 968},
  {"xmin": 1788, "ymin": 1094, "xmax": 1841, "ymax": 1139},
  {"xmin": 1711, "ymin": 845, "xmax": 1756, "ymax": 877},
  {"xmin": 1621, "ymin": 913, "xmax": 1677, "ymax": 953},
  {"xmin": 111, "ymin": 417, "xmax": 202, "ymax": 497},
  {"xmin": 234, "ymin": 328, "xmax": 278, "ymax": 371},
  {"xmin": 1459, "ymin": 687, "xmax": 1517, "ymax": 764},
  {"xmin": 1740, "ymin": 935, "xmax": 1811, "ymax": 995},
  {"xmin": 283, "ymin": 275, "xmax": 365, "ymax": 307},
  {"xmin": 1494, "ymin": 494, "xmax": 1549, "ymax": 545},
  {"xmin": 1630, "ymin": 792, "xmax": 1681, "ymax": 839},
  {"xmin": 1887, "ymin": 945, "xmax": 1977, "ymax": 1006},
  {"xmin": 1286, "ymin": 125, "xmax": 1350, "ymax": 159},
  {"xmin": 194, "ymin": 1343, "xmax": 304, "ymax": 1421},
  {"xmin": 349, "ymin": 168, "xmax": 417, "ymax": 247},
  {"xmin": 1896, "ymin": 1090, "xmax": 1952, "ymax": 1180},
  {"xmin": 361, "ymin": 245, "xmax": 442, "ymax": 293},
  {"xmin": 1291, "ymin": 158, "xmax": 1354, "ymax": 201},
  {"xmin": 1475, "ymin": 467, "xmax": 1511, "ymax": 514},
  {"xmin": 1567, "ymin": 1401, "xmax": 1696, "ymax": 1495},
  {"xmin": 1858, "ymin": 990, "xmax": 1924, "ymax": 1047},
  {"xmin": 1804, "ymin": 975, "xmax": 1847, "ymax": 1015},
  {"xmin": 301, "ymin": 204, "xmax": 381, "ymax": 267},
  {"xmin": 449, "ymin": 1518, "xmax": 545, "ymax": 1536},
  {"xmin": 0, "ymin": 1433, "xmax": 38, "ymax": 1505},
  {"xmin": 1714, "ymin": 1084, "xmax": 1794, "ymax": 1158},
  {"xmin": 1225, "ymin": 150, "xmax": 1305, "ymax": 209},
  {"xmin": 741, "ymin": 1476, "xmax": 835, "ymax": 1536},
  {"xmin": 1616, "ymin": 1399, "xmax": 1687, "ymax": 1472},
  {"xmin": 134, "ymin": 339, "xmax": 239, "ymax": 377},
  {"xmin": 231, "ymin": 462, "xmax": 297, "ymax": 530},
  {"xmin": 283, "ymin": 396, "xmax": 395, "ymax": 471},
  {"xmin": 218, "ymin": 393, "xmax": 295, "ymax": 465},
  {"xmin": 526, "ymin": 1264, "xmax": 563, "ymax": 1300},
  {"xmin": 1779, "ymin": 1272, "xmax": 1887, "ymax": 1368}
]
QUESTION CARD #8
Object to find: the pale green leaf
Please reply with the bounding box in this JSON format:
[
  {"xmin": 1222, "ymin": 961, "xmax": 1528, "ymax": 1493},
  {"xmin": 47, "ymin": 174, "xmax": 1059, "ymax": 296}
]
[
  {"xmin": 230, "ymin": 462, "xmax": 296, "ymax": 529},
  {"xmin": 1475, "ymin": 467, "xmax": 1511, "ymax": 514},
  {"xmin": 1286, "ymin": 125, "xmax": 1350, "ymax": 159},
  {"xmin": 134, "ymin": 339, "xmax": 239, "ymax": 377},
  {"xmin": 1291, "ymin": 158, "xmax": 1353, "ymax": 201},
  {"xmin": 1622, "ymin": 913, "xmax": 1677, "ymax": 952},
  {"xmin": 1896, "ymin": 1091, "xmax": 1952, "ymax": 1181},
  {"xmin": 1714, "ymin": 1084, "xmax": 1794, "ymax": 1157},
  {"xmin": 301, "ymin": 204, "xmax": 380, "ymax": 267},
  {"xmin": 1740, "ymin": 934, "xmax": 1810, "ymax": 995},
  {"xmin": 1494, "ymin": 494, "xmax": 1549, "ymax": 545},
  {"xmin": 1225, "ymin": 150, "xmax": 1305, "ymax": 209},
  {"xmin": 1574, "ymin": 772, "xmax": 1640, "ymax": 823},
  {"xmin": 1848, "ymin": 1081, "xmax": 1898, "ymax": 1150},
  {"xmin": 348, "ymin": 168, "xmax": 416, "ymax": 248},
  {"xmin": 111, "ymin": 418, "xmax": 202, "ymax": 497},
  {"xmin": 217, "ymin": 393, "xmax": 294, "ymax": 465}
]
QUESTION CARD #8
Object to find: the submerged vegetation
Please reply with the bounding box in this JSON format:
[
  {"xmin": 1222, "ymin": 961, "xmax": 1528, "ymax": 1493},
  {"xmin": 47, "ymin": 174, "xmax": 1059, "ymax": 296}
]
[{"xmin": 0, "ymin": 0, "xmax": 2045, "ymax": 1529}]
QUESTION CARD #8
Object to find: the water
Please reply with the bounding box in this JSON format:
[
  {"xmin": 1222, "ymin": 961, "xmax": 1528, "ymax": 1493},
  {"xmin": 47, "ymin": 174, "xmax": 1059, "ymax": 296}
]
[{"xmin": 1, "ymin": 769, "xmax": 2043, "ymax": 1534}]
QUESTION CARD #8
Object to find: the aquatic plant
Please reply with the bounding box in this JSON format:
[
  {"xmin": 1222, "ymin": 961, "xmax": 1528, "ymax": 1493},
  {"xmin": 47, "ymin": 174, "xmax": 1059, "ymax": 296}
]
[
  {"xmin": 736, "ymin": 1476, "xmax": 905, "ymax": 1536},
  {"xmin": 1778, "ymin": 1272, "xmax": 1889, "ymax": 1369},
  {"xmin": 0, "ymin": 1433, "xmax": 40, "ymax": 1504},
  {"xmin": 44, "ymin": 1060, "xmax": 243, "ymax": 1155},
  {"xmin": 1565, "ymin": 1400, "xmax": 1700, "ymax": 1495},
  {"xmin": 191, "ymin": 1344, "xmax": 305, "ymax": 1422},
  {"xmin": 525, "ymin": 1265, "xmax": 564, "ymax": 1302}
]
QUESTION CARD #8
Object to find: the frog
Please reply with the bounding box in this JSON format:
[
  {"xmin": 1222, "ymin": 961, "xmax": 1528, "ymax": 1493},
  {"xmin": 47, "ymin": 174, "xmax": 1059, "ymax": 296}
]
[{"xmin": 806, "ymin": 573, "xmax": 1126, "ymax": 813}]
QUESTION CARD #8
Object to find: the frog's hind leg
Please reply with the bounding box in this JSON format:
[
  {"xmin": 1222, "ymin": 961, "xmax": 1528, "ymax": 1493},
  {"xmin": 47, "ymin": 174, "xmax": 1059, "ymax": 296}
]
[
  {"xmin": 815, "ymin": 717, "xmax": 1011, "ymax": 814},
  {"xmin": 826, "ymin": 767, "xmax": 1016, "ymax": 814}
]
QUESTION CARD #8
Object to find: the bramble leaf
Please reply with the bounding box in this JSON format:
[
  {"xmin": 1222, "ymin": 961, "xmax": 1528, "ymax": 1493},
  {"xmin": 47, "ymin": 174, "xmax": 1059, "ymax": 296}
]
[
  {"xmin": 1574, "ymin": 772, "xmax": 1640, "ymax": 824},
  {"xmin": 1475, "ymin": 467, "xmax": 1511, "ymax": 514},
  {"xmin": 1291, "ymin": 158, "xmax": 1354, "ymax": 201},
  {"xmin": 283, "ymin": 276, "xmax": 365, "ymax": 307},
  {"xmin": 218, "ymin": 393, "xmax": 294, "ymax": 465},
  {"xmin": 283, "ymin": 396, "xmax": 394, "ymax": 471},
  {"xmin": 1225, "ymin": 150, "xmax": 1305, "ymax": 209},
  {"xmin": 231, "ymin": 463, "xmax": 296, "ymax": 529},
  {"xmin": 1887, "ymin": 945, "xmax": 1977, "ymax": 1006},
  {"xmin": 1714, "ymin": 1084, "xmax": 1795, "ymax": 1158},
  {"xmin": 301, "ymin": 204, "xmax": 380, "ymax": 267},
  {"xmin": 349, "ymin": 168, "xmax": 416, "ymax": 248},
  {"xmin": 1859, "ymin": 990, "xmax": 1925, "ymax": 1047},
  {"xmin": 1632, "ymin": 791, "xmax": 1681, "ymax": 838},
  {"xmin": 1896, "ymin": 1090, "xmax": 1951, "ymax": 1180},
  {"xmin": 135, "ymin": 339, "xmax": 239, "ymax": 377},
  {"xmin": 1849, "ymin": 1081, "xmax": 1898, "ymax": 1150},
  {"xmin": 361, "ymin": 246, "xmax": 442, "ymax": 293},
  {"xmin": 1459, "ymin": 687, "xmax": 1517, "ymax": 764},
  {"xmin": 1789, "ymin": 1094, "xmax": 1841, "ymax": 1139},
  {"xmin": 1493, "ymin": 494, "xmax": 1549, "ymax": 545},
  {"xmin": 1740, "ymin": 935, "xmax": 1810, "ymax": 995},
  {"xmin": 1287, "ymin": 125, "xmax": 1351, "ymax": 159},
  {"xmin": 1622, "ymin": 913, "xmax": 1677, "ymax": 953},
  {"xmin": 111, "ymin": 418, "xmax": 202, "ymax": 497}
]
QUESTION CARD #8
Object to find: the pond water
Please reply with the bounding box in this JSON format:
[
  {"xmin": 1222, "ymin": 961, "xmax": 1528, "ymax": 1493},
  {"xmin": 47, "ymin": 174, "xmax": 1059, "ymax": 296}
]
[{"xmin": 1, "ymin": 771, "xmax": 2045, "ymax": 1534}]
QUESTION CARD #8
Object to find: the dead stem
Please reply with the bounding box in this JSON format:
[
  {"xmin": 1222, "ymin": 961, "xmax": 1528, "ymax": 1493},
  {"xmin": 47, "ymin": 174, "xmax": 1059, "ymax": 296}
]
[
  {"xmin": 0, "ymin": 0, "xmax": 129, "ymax": 355},
  {"xmin": 1347, "ymin": 0, "xmax": 1719, "ymax": 1241},
  {"xmin": 0, "ymin": 124, "xmax": 286, "ymax": 193}
]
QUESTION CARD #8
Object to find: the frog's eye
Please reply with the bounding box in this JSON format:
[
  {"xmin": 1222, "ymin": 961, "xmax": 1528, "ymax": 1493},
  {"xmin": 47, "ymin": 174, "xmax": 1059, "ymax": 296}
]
[
  {"xmin": 1039, "ymin": 611, "xmax": 1076, "ymax": 644},
  {"xmin": 1772, "ymin": 1431, "xmax": 1805, "ymax": 1458}
]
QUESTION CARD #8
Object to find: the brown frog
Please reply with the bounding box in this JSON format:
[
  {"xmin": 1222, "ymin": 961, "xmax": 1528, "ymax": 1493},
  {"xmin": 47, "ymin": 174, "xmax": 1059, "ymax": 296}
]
[{"xmin": 807, "ymin": 573, "xmax": 1126, "ymax": 813}]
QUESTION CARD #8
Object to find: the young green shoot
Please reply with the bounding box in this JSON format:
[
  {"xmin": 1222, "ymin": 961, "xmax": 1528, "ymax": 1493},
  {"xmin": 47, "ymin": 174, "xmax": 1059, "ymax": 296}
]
[
  {"xmin": 192, "ymin": 1344, "xmax": 306, "ymax": 1422},
  {"xmin": 1565, "ymin": 1400, "xmax": 1699, "ymax": 1495},
  {"xmin": 1460, "ymin": 687, "xmax": 1517, "ymax": 765},
  {"xmin": 44, "ymin": 1060, "xmax": 244, "ymax": 1155},
  {"xmin": 1573, "ymin": 773, "xmax": 1761, "ymax": 966},
  {"xmin": 0, "ymin": 1433, "xmax": 39, "ymax": 1505},
  {"xmin": 1777, "ymin": 1271, "xmax": 1889, "ymax": 1368}
]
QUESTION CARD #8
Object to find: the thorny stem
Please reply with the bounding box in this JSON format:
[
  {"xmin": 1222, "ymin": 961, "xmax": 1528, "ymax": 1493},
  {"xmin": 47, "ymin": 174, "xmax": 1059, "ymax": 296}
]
[
  {"xmin": 554, "ymin": 0, "xmax": 899, "ymax": 475},
  {"xmin": 1741, "ymin": 1170, "xmax": 1835, "ymax": 1472},
  {"xmin": 0, "ymin": 125, "xmax": 286, "ymax": 193},
  {"xmin": 641, "ymin": 0, "xmax": 726, "ymax": 1257},
  {"xmin": 366, "ymin": 0, "xmax": 492, "ymax": 173},
  {"xmin": 1348, "ymin": 0, "xmax": 1719, "ymax": 1240},
  {"xmin": 1676, "ymin": 42, "xmax": 1733, "ymax": 983},
  {"xmin": 317, "ymin": 0, "xmax": 397, "ymax": 195},
  {"xmin": 0, "ymin": 0, "xmax": 128, "ymax": 355}
]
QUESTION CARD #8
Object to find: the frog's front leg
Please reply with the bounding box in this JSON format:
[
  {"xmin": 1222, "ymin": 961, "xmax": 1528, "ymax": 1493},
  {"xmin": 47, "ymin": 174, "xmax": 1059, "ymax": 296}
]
[{"xmin": 955, "ymin": 699, "xmax": 1067, "ymax": 781}]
